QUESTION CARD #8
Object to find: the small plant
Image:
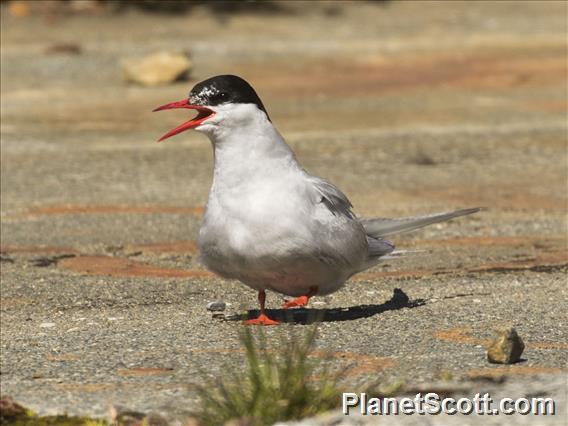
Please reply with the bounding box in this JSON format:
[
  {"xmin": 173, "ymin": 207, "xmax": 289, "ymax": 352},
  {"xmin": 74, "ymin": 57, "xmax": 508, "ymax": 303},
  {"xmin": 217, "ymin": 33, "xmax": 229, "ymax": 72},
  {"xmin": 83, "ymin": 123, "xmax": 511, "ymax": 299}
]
[
  {"xmin": 194, "ymin": 325, "xmax": 345, "ymax": 426},
  {"xmin": 0, "ymin": 395, "xmax": 106, "ymax": 426}
]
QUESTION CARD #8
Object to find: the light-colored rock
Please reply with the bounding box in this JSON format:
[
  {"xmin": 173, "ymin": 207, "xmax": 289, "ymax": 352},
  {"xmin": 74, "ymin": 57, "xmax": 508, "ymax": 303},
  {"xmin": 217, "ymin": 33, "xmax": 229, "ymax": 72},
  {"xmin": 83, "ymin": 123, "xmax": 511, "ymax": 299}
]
[
  {"xmin": 122, "ymin": 51, "xmax": 192, "ymax": 86},
  {"xmin": 206, "ymin": 300, "xmax": 226, "ymax": 312},
  {"xmin": 486, "ymin": 326, "xmax": 525, "ymax": 364}
]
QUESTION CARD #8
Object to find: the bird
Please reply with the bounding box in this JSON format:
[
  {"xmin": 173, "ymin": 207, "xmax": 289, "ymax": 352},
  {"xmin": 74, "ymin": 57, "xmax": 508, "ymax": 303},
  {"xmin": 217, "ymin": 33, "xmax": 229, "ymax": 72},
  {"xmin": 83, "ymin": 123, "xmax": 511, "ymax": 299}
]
[{"xmin": 153, "ymin": 74, "xmax": 480, "ymax": 325}]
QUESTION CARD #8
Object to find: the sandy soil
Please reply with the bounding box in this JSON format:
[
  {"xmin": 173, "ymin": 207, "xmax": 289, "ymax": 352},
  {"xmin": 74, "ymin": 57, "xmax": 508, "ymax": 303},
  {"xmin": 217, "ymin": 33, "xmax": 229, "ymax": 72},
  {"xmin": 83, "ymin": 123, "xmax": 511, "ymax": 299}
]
[{"xmin": 1, "ymin": 1, "xmax": 566, "ymax": 424}]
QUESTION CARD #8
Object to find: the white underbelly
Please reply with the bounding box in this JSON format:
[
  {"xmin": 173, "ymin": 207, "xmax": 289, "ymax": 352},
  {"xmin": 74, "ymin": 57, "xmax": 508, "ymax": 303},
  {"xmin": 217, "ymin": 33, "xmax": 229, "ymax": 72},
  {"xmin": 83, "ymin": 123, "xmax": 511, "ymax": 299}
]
[
  {"xmin": 199, "ymin": 216, "xmax": 364, "ymax": 297},
  {"xmin": 200, "ymin": 247, "xmax": 349, "ymax": 296}
]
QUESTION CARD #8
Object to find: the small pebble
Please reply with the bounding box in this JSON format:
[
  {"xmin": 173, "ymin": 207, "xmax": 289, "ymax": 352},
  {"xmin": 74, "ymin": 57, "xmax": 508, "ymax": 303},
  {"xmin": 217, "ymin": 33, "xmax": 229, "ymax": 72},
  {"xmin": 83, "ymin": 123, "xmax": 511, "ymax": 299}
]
[
  {"xmin": 122, "ymin": 51, "xmax": 192, "ymax": 86},
  {"xmin": 206, "ymin": 301, "xmax": 226, "ymax": 312},
  {"xmin": 39, "ymin": 322, "xmax": 56, "ymax": 328},
  {"xmin": 487, "ymin": 326, "xmax": 525, "ymax": 364}
]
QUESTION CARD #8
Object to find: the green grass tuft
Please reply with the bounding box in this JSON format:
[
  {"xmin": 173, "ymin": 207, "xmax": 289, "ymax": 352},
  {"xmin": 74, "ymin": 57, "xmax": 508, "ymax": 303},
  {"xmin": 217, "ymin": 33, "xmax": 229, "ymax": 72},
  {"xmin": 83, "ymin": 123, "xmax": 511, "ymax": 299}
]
[{"xmin": 194, "ymin": 325, "xmax": 345, "ymax": 426}]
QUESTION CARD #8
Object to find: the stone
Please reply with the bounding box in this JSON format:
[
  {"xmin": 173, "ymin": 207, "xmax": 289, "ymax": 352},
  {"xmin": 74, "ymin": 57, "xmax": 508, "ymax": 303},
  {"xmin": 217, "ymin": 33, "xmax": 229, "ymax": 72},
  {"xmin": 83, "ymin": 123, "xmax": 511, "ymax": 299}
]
[
  {"xmin": 0, "ymin": 396, "xmax": 27, "ymax": 421},
  {"xmin": 206, "ymin": 300, "xmax": 226, "ymax": 312},
  {"xmin": 122, "ymin": 51, "xmax": 192, "ymax": 86},
  {"xmin": 486, "ymin": 327, "xmax": 525, "ymax": 364}
]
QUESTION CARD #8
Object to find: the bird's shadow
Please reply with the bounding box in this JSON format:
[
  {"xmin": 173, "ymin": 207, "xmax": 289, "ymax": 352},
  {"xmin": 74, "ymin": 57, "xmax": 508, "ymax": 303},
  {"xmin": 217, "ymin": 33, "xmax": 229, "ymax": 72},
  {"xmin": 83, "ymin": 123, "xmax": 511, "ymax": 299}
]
[{"xmin": 226, "ymin": 288, "xmax": 426, "ymax": 324}]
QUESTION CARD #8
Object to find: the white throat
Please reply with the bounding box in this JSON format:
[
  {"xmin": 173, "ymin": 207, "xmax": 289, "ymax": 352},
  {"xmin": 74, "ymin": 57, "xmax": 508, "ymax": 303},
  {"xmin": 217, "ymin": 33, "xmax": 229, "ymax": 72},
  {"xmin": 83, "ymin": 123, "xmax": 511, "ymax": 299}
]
[{"xmin": 199, "ymin": 104, "xmax": 301, "ymax": 194}]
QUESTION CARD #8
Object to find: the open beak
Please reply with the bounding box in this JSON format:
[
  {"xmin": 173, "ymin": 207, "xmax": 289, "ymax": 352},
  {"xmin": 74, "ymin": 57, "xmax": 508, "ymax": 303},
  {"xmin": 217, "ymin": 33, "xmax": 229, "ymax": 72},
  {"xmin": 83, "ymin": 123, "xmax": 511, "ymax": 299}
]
[{"xmin": 152, "ymin": 99, "xmax": 215, "ymax": 142}]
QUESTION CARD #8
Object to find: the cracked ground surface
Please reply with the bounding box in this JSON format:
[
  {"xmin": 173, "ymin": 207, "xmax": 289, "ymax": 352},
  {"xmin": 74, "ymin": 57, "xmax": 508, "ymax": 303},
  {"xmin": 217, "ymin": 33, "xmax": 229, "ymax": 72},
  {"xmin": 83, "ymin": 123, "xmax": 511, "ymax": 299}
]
[{"xmin": 1, "ymin": 1, "xmax": 567, "ymax": 424}]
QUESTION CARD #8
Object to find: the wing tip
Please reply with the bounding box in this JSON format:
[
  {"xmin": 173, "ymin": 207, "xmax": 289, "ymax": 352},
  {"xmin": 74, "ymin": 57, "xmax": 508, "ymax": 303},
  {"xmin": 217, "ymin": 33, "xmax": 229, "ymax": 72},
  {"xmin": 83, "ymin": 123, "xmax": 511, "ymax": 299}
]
[{"xmin": 456, "ymin": 207, "xmax": 486, "ymax": 216}]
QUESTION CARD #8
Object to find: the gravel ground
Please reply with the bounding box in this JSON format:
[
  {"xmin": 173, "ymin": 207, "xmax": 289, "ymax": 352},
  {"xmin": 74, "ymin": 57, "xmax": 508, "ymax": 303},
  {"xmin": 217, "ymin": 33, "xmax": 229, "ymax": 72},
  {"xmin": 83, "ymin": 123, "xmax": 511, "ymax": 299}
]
[{"xmin": 1, "ymin": 1, "xmax": 566, "ymax": 425}]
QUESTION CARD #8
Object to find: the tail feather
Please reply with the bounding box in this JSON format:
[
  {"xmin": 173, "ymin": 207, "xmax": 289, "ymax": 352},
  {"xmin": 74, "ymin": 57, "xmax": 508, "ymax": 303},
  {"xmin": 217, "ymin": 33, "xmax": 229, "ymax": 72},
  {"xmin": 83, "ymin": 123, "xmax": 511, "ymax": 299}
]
[{"xmin": 361, "ymin": 207, "xmax": 481, "ymax": 238}]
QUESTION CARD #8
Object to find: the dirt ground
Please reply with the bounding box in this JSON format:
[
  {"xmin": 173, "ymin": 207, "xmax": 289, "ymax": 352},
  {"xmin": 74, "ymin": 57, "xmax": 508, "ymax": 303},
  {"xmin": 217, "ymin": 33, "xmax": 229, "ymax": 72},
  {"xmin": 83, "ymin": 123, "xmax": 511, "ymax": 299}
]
[{"xmin": 1, "ymin": 1, "xmax": 566, "ymax": 424}]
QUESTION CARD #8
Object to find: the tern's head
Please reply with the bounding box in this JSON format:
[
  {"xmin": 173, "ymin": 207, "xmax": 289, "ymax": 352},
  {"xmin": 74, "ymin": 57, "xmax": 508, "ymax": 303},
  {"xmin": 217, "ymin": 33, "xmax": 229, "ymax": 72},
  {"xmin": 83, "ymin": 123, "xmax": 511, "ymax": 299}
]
[{"xmin": 153, "ymin": 74, "xmax": 270, "ymax": 141}]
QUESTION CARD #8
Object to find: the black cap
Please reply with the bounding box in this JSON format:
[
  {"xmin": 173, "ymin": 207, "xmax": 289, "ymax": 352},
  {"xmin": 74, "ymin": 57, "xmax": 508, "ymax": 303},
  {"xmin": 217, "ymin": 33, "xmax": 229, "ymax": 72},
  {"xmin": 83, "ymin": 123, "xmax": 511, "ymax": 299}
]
[{"xmin": 189, "ymin": 75, "xmax": 270, "ymax": 120}]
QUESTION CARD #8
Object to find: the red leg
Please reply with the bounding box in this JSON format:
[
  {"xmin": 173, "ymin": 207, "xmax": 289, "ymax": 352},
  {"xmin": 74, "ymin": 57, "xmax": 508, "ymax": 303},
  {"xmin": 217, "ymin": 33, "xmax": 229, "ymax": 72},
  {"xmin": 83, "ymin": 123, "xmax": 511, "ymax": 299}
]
[
  {"xmin": 282, "ymin": 286, "xmax": 318, "ymax": 309},
  {"xmin": 245, "ymin": 290, "xmax": 279, "ymax": 326}
]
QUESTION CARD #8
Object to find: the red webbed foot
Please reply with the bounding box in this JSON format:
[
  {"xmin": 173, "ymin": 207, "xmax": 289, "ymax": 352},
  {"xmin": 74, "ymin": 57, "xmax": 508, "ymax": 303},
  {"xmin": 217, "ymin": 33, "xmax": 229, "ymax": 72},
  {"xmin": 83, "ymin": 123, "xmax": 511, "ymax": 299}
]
[
  {"xmin": 282, "ymin": 295, "xmax": 310, "ymax": 309},
  {"xmin": 245, "ymin": 313, "xmax": 280, "ymax": 326},
  {"xmin": 282, "ymin": 286, "xmax": 318, "ymax": 309}
]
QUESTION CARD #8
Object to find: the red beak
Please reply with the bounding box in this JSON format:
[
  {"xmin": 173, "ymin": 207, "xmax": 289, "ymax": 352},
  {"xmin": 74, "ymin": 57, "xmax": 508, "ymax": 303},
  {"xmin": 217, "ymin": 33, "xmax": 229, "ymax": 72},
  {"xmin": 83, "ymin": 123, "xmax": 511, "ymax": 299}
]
[{"xmin": 152, "ymin": 99, "xmax": 215, "ymax": 142}]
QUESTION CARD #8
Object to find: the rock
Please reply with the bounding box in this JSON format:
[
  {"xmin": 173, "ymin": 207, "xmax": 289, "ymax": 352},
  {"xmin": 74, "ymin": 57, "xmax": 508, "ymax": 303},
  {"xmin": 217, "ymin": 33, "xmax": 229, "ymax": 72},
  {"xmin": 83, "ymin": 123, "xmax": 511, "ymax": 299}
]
[
  {"xmin": 0, "ymin": 396, "xmax": 27, "ymax": 422},
  {"xmin": 206, "ymin": 301, "xmax": 226, "ymax": 312},
  {"xmin": 114, "ymin": 409, "xmax": 146, "ymax": 425},
  {"xmin": 143, "ymin": 412, "xmax": 169, "ymax": 426},
  {"xmin": 486, "ymin": 327, "xmax": 525, "ymax": 364},
  {"xmin": 122, "ymin": 51, "xmax": 192, "ymax": 86}
]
